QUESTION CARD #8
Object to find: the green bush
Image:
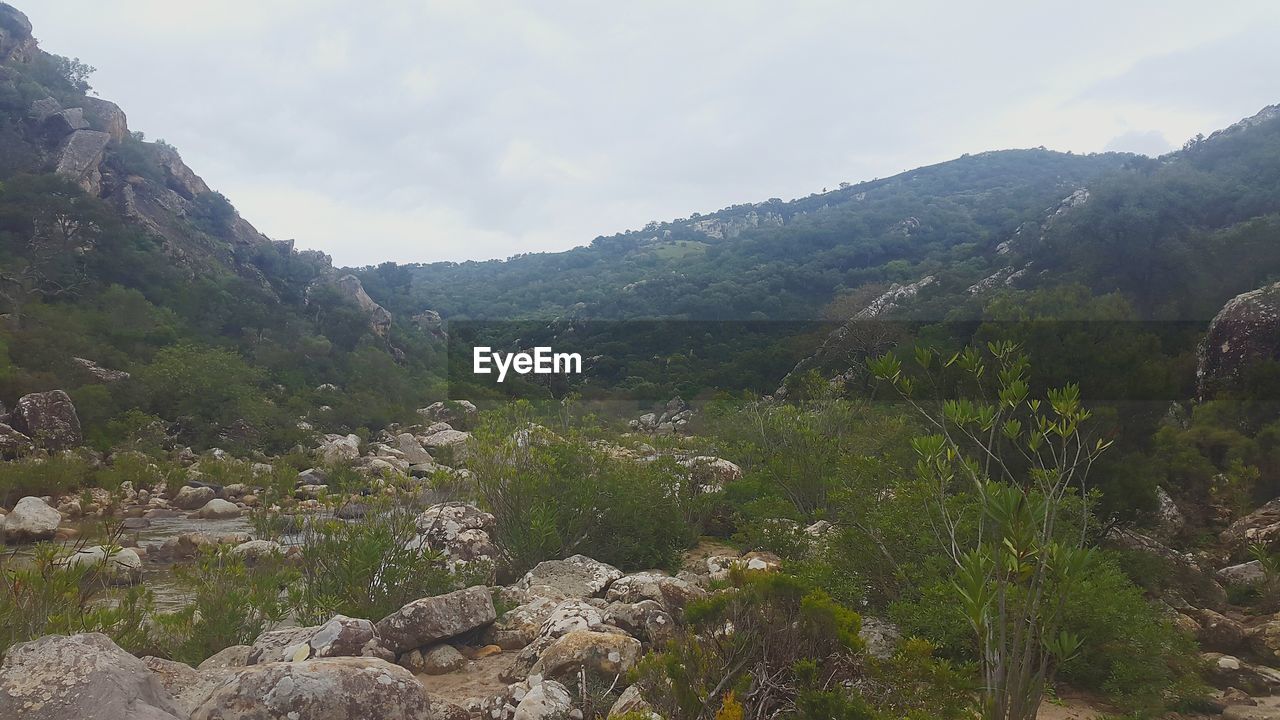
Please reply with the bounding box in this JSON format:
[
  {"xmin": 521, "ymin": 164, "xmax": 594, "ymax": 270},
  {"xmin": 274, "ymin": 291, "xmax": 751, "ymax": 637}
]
[
  {"xmin": 149, "ymin": 546, "xmax": 294, "ymax": 665},
  {"xmin": 0, "ymin": 541, "xmax": 153, "ymax": 659}
]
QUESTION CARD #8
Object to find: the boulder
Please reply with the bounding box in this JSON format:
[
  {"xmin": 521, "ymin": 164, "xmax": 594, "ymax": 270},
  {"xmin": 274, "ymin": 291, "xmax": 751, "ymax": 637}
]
[
  {"xmin": 192, "ymin": 498, "xmax": 241, "ymax": 519},
  {"xmin": 483, "ymin": 596, "xmax": 561, "ymax": 650},
  {"xmin": 420, "ymin": 643, "xmax": 466, "ymax": 675},
  {"xmin": 232, "ymin": 539, "xmax": 282, "ymax": 561},
  {"xmin": 513, "ymin": 679, "xmax": 573, "ymax": 720},
  {"xmin": 59, "ymin": 545, "xmax": 143, "ymax": 585},
  {"xmin": 605, "ymin": 571, "xmax": 706, "ymax": 613},
  {"xmin": 680, "ymin": 456, "xmax": 743, "ymax": 492},
  {"xmin": 1248, "ymin": 619, "xmax": 1280, "ymax": 664},
  {"xmin": 516, "ymin": 555, "xmax": 623, "ymax": 599},
  {"xmin": 248, "ymin": 616, "xmax": 378, "ymax": 664},
  {"xmin": 191, "ymin": 657, "xmax": 437, "ymax": 720},
  {"xmin": 420, "ymin": 428, "xmax": 471, "ymax": 463},
  {"xmin": 297, "ymin": 467, "xmax": 328, "ymax": 485},
  {"xmin": 1203, "ymin": 652, "xmax": 1280, "ymax": 694},
  {"xmin": 11, "ymin": 390, "xmax": 82, "ymax": 451},
  {"xmin": 319, "ymin": 434, "xmax": 361, "ymax": 464},
  {"xmin": 609, "ymin": 685, "xmax": 655, "ymax": 717},
  {"xmin": 375, "ymin": 586, "xmax": 496, "ymax": 655},
  {"xmin": 1224, "ymin": 499, "xmax": 1280, "ymax": 552},
  {"xmin": 2, "ymin": 496, "xmax": 60, "ymax": 543},
  {"xmin": 0, "ymin": 633, "xmax": 184, "ymax": 720},
  {"xmin": 1199, "ymin": 281, "xmax": 1280, "ymax": 399},
  {"xmin": 1221, "ymin": 560, "xmax": 1268, "ymax": 588},
  {"xmin": 859, "ymin": 616, "xmax": 903, "ymax": 660},
  {"xmin": 604, "ymin": 600, "xmax": 675, "ymax": 646},
  {"xmin": 80, "ymin": 96, "xmax": 128, "ymax": 143},
  {"xmin": 0, "ymin": 422, "xmax": 33, "ymax": 458},
  {"xmin": 198, "ymin": 645, "xmax": 251, "ymax": 671},
  {"xmin": 171, "ymin": 485, "xmax": 215, "ymax": 510},
  {"xmin": 333, "ymin": 274, "xmax": 392, "ymax": 337},
  {"xmin": 529, "ymin": 630, "xmax": 642, "ymax": 679},
  {"xmin": 1194, "ymin": 608, "xmax": 1248, "ymax": 654},
  {"xmin": 143, "ymin": 656, "xmax": 229, "ymax": 718},
  {"xmin": 71, "ymin": 357, "xmax": 130, "ymax": 383},
  {"xmin": 416, "ymin": 400, "xmax": 478, "ymax": 428},
  {"xmin": 415, "ymin": 502, "xmax": 499, "ymax": 570},
  {"xmin": 395, "ymin": 433, "xmax": 434, "ymax": 464}
]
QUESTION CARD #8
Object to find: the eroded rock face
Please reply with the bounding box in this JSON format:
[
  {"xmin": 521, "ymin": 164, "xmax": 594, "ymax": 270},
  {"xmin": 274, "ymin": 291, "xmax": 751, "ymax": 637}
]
[
  {"xmin": 516, "ymin": 555, "xmax": 623, "ymax": 599},
  {"xmin": 54, "ymin": 129, "xmax": 111, "ymax": 194},
  {"xmin": 11, "ymin": 390, "xmax": 82, "ymax": 451},
  {"xmin": 0, "ymin": 633, "xmax": 184, "ymax": 720},
  {"xmin": 375, "ymin": 586, "xmax": 497, "ymax": 655},
  {"xmin": 1199, "ymin": 281, "xmax": 1280, "ymax": 399},
  {"xmin": 191, "ymin": 657, "xmax": 437, "ymax": 720},
  {"xmin": 2, "ymin": 496, "xmax": 60, "ymax": 543},
  {"xmin": 334, "ymin": 274, "xmax": 392, "ymax": 337}
]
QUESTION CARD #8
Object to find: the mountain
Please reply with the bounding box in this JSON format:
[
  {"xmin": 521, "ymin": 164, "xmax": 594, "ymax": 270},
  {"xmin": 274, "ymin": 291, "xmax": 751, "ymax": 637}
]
[
  {"xmin": 0, "ymin": 3, "xmax": 445, "ymax": 451},
  {"xmin": 4, "ymin": 0, "xmax": 1280, "ymax": 446}
]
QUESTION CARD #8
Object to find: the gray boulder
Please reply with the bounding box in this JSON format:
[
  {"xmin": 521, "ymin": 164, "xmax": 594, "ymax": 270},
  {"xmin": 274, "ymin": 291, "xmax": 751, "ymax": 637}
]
[
  {"xmin": 192, "ymin": 498, "xmax": 241, "ymax": 519},
  {"xmin": 171, "ymin": 485, "xmax": 215, "ymax": 510},
  {"xmin": 375, "ymin": 586, "xmax": 496, "ymax": 655},
  {"xmin": 58, "ymin": 545, "xmax": 143, "ymax": 585},
  {"xmin": 191, "ymin": 656, "xmax": 437, "ymax": 720},
  {"xmin": 0, "ymin": 633, "xmax": 184, "ymax": 720},
  {"xmin": 143, "ymin": 656, "xmax": 229, "ymax": 718},
  {"xmin": 2, "ymin": 496, "xmax": 60, "ymax": 543},
  {"xmin": 247, "ymin": 616, "xmax": 379, "ymax": 664},
  {"xmin": 1199, "ymin": 281, "xmax": 1280, "ymax": 399},
  {"xmin": 11, "ymin": 390, "xmax": 82, "ymax": 451},
  {"xmin": 54, "ymin": 130, "xmax": 111, "ymax": 193},
  {"xmin": 516, "ymin": 554, "xmax": 623, "ymax": 599}
]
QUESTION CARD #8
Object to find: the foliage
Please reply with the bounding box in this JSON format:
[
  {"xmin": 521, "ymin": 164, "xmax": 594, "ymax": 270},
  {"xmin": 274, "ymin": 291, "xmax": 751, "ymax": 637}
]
[
  {"xmin": 633, "ymin": 571, "xmax": 863, "ymax": 720},
  {"xmin": 149, "ymin": 546, "xmax": 294, "ymax": 665},
  {"xmin": 271, "ymin": 501, "xmax": 460, "ymax": 625},
  {"xmin": 871, "ymin": 341, "xmax": 1110, "ymax": 720},
  {"xmin": 0, "ymin": 541, "xmax": 152, "ymax": 659},
  {"xmin": 469, "ymin": 402, "xmax": 698, "ymax": 575}
]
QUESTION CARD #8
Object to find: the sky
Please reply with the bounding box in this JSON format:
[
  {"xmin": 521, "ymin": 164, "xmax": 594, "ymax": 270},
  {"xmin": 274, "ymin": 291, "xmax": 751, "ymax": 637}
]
[{"xmin": 23, "ymin": 1, "xmax": 1280, "ymax": 267}]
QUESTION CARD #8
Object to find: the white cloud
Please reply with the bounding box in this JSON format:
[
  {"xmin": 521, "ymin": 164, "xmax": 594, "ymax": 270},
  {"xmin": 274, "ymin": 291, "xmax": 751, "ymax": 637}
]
[{"xmin": 20, "ymin": 0, "xmax": 1280, "ymax": 265}]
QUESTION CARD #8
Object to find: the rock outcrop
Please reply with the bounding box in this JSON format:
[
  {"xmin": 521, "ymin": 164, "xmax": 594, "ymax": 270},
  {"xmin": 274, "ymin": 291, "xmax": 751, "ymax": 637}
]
[
  {"xmin": 334, "ymin": 274, "xmax": 393, "ymax": 337},
  {"xmin": 1199, "ymin": 281, "xmax": 1280, "ymax": 399}
]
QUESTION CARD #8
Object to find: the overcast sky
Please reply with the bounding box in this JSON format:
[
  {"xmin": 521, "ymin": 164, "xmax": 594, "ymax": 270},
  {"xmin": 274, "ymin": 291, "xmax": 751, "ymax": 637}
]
[{"xmin": 23, "ymin": 1, "xmax": 1280, "ymax": 267}]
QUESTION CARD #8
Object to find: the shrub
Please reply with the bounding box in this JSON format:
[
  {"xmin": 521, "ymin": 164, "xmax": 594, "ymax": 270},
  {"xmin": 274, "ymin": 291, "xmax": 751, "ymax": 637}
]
[
  {"xmin": 149, "ymin": 546, "xmax": 294, "ymax": 665},
  {"xmin": 275, "ymin": 501, "xmax": 460, "ymax": 625},
  {"xmin": 633, "ymin": 571, "xmax": 863, "ymax": 720},
  {"xmin": 0, "ymin": 541, "xmax": 152, "ymax": 659}
]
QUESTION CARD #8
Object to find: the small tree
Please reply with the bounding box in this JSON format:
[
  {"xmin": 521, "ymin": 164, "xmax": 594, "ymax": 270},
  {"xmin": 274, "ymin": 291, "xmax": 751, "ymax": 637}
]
[{"xmin": 869, "ymin": 340, "xmax": 1110, "ymax": 720}]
